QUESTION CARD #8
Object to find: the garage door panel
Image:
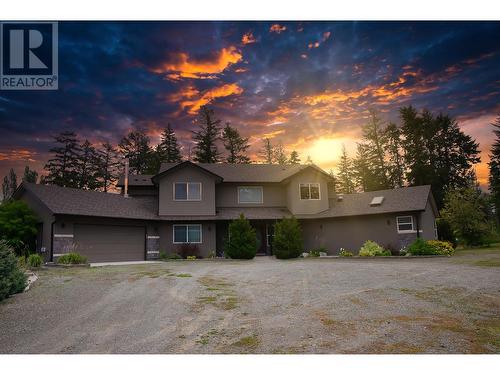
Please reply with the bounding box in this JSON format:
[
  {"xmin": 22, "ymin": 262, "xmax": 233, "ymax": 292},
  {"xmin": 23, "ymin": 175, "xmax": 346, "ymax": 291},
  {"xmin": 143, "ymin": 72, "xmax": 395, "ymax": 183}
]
[{"xmin": 74, "ymin": 224, "xmax": 145, "ymax": 262}]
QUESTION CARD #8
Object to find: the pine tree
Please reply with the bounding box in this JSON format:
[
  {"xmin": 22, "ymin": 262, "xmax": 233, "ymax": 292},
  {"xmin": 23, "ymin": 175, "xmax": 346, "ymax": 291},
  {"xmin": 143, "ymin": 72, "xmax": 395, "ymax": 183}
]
[
  {"xmin": 274, "ymin": 143, "xmax": 288, "ymax": 165},
  {"xmin": 336, "ymin": 145, "xmax": 356, "ymax": 194},
  {"xmin": 259, "ymin": 138, "xmax": 274, "ymax": 164},
  {"xmin": 289, "ymin": 150, "xmax": 301, "ymax": 164},
  {"xmin": 97, "ymin": 141, "xmax": 121, "ymax": 192},
  {"xmin": 158, "ymin": 123, "xmax": 182, "ymax": 163},
  {"xmin": 118, "ymin": 129, "xmax": 154, "ymax": 174},
  {"xmin": 353, "ymin": 143, "xmax": 377, "ymax": 192},
  {"xmin": 222, "ymin": 123, "xmax": 250, "ymax": 163},
  {"xmin": 44, "ymin": 131, "xmax": 81, "ymax": 188},
  {"xmin": 22, "ymin": 166, "xmax": 38, "ymax": 183},
  {"xmin": 384, "ymin": 122, "xmax": 405, "ymax": 188},
  {"xmin": 1, "ymin": 168, "xmax": 17, "ymax": 201},
  {"xmin": 76, "ymin": 140, "xmax": 100, "ymax": 190},
  {"xmin": 488, "ymin": 116, "xmax": 500, "ymax": 222},
  {"xmin": 192, "ymin": 106, "xmax": 221, "ymax": 163}
]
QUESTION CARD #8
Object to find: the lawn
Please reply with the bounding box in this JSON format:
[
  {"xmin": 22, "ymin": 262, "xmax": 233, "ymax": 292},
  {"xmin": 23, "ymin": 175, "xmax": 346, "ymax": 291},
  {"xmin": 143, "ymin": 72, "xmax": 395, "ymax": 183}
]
[{"xmin": 0, "ymin": 246, "xmax": 499, "ymax": 354}]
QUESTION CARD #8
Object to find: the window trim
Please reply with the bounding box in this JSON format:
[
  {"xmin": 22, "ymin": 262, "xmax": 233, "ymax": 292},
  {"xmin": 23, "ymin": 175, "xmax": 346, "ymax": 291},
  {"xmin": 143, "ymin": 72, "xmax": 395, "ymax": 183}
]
[
  {"xmin": 299, "ymin": 183, "xmax": 321, "ymax": 200},
  {"xmin": 396, "ymin": 215, "xmax": 416, "ymax": 233},
  {"xmin": 173, "ymin": 182, "xmax": 202, "ymax": 201},
  {"xmin": 237, "ymin": 186, "xmax": 264, "ymax": 204},
  {"xmin": 172, "ymin": 224, "xmax": 202, "ymax": 244}
]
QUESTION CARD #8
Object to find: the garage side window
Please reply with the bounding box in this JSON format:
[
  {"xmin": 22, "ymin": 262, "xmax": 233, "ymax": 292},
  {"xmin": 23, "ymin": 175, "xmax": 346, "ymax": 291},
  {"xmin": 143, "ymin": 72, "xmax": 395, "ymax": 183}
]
[
  {"xmin": 299, "ymin": 183, "xmax": 320, "ymax": 200},
  {"xmin": 396, "ymin": 216, "xmax": 414, "ymax": 233},
  {"xmin": 174, "ymin": 182, "xmax": 201, "ymax": 201},
  {"xmin": 173, "ymin": 224, "xmax": 202, "ymax": 243}
]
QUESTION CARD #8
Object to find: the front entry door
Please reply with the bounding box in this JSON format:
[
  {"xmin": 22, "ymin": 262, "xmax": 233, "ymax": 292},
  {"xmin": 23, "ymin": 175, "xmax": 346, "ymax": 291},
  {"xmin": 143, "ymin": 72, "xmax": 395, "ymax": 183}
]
[{"xmin": 254, "ymin": 222, "xmax": 268, "ymax": 255}]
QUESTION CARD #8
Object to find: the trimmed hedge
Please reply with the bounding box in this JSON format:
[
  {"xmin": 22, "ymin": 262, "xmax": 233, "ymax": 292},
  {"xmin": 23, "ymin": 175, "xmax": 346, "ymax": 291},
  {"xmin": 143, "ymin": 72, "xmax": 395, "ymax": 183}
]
[
  {"xmin": 224, "ymin": 214, "xmax": 257, "ymax": 259},
  {"xmin": 0, "ymin": 240, "xmax": 27, "ymax": 301},
  {"xmin": 57, "ymin": 252, "xmax": 87, "ymax": 264},
  {"xmin": 359, "ymin": 241, "xmax": 390, "ymax": 257}
]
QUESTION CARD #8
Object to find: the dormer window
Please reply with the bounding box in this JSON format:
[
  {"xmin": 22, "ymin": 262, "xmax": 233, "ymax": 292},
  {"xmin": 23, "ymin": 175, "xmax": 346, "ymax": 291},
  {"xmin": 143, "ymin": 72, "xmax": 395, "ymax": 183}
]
[
  {"xmin": 174, "ymin": 182, "xmax": 201, "ymax": 201},
  {"xmin": 300, "ymin": 183, "xmax": 320, "ymax": 200}
]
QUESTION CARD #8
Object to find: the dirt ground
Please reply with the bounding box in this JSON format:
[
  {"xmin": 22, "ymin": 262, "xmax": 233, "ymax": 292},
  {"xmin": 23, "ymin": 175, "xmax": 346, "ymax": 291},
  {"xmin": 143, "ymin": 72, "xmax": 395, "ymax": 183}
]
[{"xmin": 1, "ymin": 247, "xmax": 499, "ymax": 354}]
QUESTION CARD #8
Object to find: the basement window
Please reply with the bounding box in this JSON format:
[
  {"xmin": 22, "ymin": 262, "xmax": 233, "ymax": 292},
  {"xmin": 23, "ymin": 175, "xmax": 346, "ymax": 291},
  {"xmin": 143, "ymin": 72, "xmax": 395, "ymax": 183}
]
[{"xmin": 397, "ymin": 216, "xmax": 415, "ymax": 233}]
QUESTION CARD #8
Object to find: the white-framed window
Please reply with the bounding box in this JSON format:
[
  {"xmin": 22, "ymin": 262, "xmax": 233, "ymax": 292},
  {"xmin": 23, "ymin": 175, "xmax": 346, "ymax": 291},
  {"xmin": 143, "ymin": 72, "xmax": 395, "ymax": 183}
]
[
  {"xmin": 173, "ymin": 224, "xmax": 202, "ymax": 244},
  {"xmin": 396, "ymin": 216, "xmax": 415, "ymax": 233},
  {"xmin": 174, "ymin": 182, "xmax": 201, "ymax": 201},
  {"xmin": 238, "ymin": 186, "xmax": 263, "ymax": 204},
  {"xmin": 299, "ymin": 183, "xmax": 320, "ymax": 200}
]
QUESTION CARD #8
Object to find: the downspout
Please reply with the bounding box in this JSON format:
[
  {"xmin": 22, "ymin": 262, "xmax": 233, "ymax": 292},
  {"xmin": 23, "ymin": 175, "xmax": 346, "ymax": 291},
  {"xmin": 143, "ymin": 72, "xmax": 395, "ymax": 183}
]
[
  {"xmin": 416, "ymin": 212, "xmax": 421, "ymax": 239},
  {"xmin": 50, "ymin": 220, "xmax": 55, "ymax": 262},
  {"xmin": 124, "ymin": 158, "xmax": 129, "ymax": 198}
]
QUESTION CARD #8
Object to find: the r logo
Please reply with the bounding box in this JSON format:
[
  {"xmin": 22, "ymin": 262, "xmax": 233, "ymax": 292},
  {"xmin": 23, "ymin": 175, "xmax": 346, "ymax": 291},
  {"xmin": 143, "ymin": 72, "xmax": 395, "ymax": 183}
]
[{"xmin": 1, "ymin": 22, "xmax": 58, "ymax": 90}]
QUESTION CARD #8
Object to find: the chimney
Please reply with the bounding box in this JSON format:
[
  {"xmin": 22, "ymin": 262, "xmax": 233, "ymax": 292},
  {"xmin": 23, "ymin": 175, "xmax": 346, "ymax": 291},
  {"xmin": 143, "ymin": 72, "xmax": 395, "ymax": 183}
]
[{"xmin": 124, "ymin": 158, "xmax": 129, "ymax": 198}]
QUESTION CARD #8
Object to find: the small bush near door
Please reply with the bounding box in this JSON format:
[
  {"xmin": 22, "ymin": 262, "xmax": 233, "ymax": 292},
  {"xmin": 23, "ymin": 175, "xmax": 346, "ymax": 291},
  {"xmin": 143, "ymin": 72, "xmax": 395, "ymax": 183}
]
[
  {"xmin": 178, "ymin": 244, "xmax": 199, "ymax": 259},
  {"xmin": 224, "ymin": 214, "xmax": 257, "ymax": 259},
  {"xmin": 0, "ymin": 240, "xmax": 27, "ymax": 301},
  {"xmin": 57, "ymin": 252, "xmax": 88, "ymax": 264},
  {"xmin": 273, "ymin": 216, "xmax": 303, "ymax": 259},
  {"xmin": 27, "ymin": 253, "xmax": 43, "ymax": 268},
  {"xmin": 359, "ymin": 240, "xmax": 390, "ymax": 256}
]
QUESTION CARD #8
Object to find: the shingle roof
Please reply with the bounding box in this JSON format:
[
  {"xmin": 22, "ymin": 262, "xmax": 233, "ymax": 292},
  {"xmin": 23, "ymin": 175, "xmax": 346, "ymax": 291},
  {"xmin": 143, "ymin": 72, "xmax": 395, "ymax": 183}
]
[
  {"xmin": 19, "ymin": 183, "xmax": 159, "ymax": 220},
  {"xmin": 157, "ymin": 162, "xmax": 329, "ymax": 183},
  {"xmin": 298, "ymin": 185, "xmax": 434, "ymax": 219}
]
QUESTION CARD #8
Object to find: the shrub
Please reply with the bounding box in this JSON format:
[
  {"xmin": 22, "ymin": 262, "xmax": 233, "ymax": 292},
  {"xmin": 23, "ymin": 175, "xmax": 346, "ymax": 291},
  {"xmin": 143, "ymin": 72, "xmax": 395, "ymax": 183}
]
[
  {"xmin": 178, "ymin": 243, "xmax": 199, "ymax": 259},
  {"xmin": 309, "ymin": 246, "xmax": 327, "ymax": 257},
  {"xmin": 56, "ymin": 252, "xmax": 87, "ymax": 264},
  {"xmin": 407, "ymin": 238, "xmax": 435, "ymax": 255},
  {"xmin": 160, "ymin": 252, "xmax": 182, "ymax": 260},
  {"xmin": 186, "ymin": 255, "xmax": 196, "ymax": 260},
  {"xmin": 436, "ymin": 218, "xmax": 458, "ymax": 248},
  {"xmin": 0, "ymin": 240, "xmax": 27, "ymax": 301},
  {"xmin": 308, "ymin": 250, "xmax": 320, "ymax": 257},
  {"xmin": 224, "ymin": 214, "xmax": 257, "ymax": 259},
  {"xmin": 18, "ymin": 255, "xmax": 26, "ymax": 269},
  {"xmin": 0, "ymin": 200, "xmax": 39, "ymax": 256},
  {"xmin": 359, "ymin": 240, "xmax": 390, "ymax": 257},
  {"xmin": 425, "ymin": 240, "xmax": 455, "ymax": 256},
  {"xmin": 207, "ymin": 250, "xmax": 216, "ymax": 259},
  {"xmin": 27, "ymin": 253, "xmax": 43, "ymax": 268},
  {"xmin": 273, "ymin": 216, "xmax": 303, "ymax": 259},
  {"xmin": 339, "ymin": 248, "xmax": 353, "ymax": 257}
]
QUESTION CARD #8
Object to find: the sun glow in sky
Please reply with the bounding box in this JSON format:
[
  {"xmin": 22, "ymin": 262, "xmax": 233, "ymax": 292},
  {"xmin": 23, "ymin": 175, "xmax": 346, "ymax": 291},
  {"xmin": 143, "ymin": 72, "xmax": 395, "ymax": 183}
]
[{"xmin": 0, "ymin": 21, "xmax": 499, "ymax": 188}]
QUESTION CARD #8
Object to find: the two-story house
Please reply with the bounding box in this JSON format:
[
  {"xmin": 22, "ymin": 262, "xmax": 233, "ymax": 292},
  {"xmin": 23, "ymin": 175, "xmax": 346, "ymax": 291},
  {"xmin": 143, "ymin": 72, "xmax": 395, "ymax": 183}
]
[{"xmin": 14, "ymin": 161, "xmax": 438, "ymax": 262}]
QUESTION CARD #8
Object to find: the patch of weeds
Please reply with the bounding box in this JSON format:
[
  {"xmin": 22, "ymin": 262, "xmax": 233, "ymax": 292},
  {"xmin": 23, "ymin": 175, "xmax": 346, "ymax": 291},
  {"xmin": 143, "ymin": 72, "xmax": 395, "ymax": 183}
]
[
  {"xmin": 221, "ymin": 296, "xmax": 238, "ymax": 310},
  {"xmin": 196, "ymin": 276, "xmax": 239, "ymax": 310},
  {"xmin": 197, "ymin": 296, "xmax": 217, "ymax": 304},
  {"xmin": 175, "ymin": 273, "xmax": 192, "ymax": 278},
  {"xmin": 178, "ymin": 334, "xmax": 186, "ymax": 339},
  {"xmin": 231, "ymin": 335, "xmax": 260, "ymax": 350},
  {"xmin": 473, "ymin": 259, "xmax": 500, "ymax": 267},
  {"xmin": 129, "ymin": 269, "xmax": 173, "ymax": 281},
  {"xmin": 206, "ymin": 287, "xmax": 219, "ymax": 291},
  {"xmin": 195, "ymin": 336, "xmax": 209, "ymax": 345}
]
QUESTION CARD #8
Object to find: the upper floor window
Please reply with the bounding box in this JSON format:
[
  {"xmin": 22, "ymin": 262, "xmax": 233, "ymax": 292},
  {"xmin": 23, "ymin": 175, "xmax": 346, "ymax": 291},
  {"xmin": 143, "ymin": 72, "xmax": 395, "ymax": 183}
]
[
  {"xmin": 174, "ymin": 182, "xmax": 201, "ymax": 201},
  {"xmin": 300, "ymin": 183, "xmax": 320, "ymax": 200},
  {"xmin": 397, "ymin": 216, "xmax": 415, "ymax": 233},
  {"xmin": 238, "ymin": 186, "xmax": 263, "ymax": 204}
]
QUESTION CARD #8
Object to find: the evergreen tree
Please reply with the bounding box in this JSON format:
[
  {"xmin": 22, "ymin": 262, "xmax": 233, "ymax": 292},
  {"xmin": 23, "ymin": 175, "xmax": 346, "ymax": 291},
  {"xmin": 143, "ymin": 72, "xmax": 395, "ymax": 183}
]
[
  {"xmin": 336, "ymin": 145, "xmax": 356, "ymax": 194},
  {"xmin": 221, "ymin": 123, "xmax": 250, "ymax": 163},
  {"xmin": 118, "ymin": 129, "xmax": 154, "ymax": 174},
  {"xmin": 259, "ymin": 138, "xmax": 274, "ymax": 164},
  {"xmin": 273, "ymin": 143, "xmax": 288, "ymax": 165},
  {"xmin": 289, "ymin": 150, "xmax": 301, "ymax": 164},
  {"xmin": 1, "ymin": 169, "xmax": 17, "ymax": 202},
  {"xmin": 400, "ymin": 106, "xmax": 480, "ymax": 208},
  {"xmin": 305, "ymin": 155, "xmax": 313, "ymax": 165},
  {"xmin": 97, "ymin": 142, "xmax": 120, "ymax": 192},
  {"xmin": 384, "ymin": 122, "xmax": 405, "ymax": 188},
  {"xmin": 76, "ymin": 140, "xmax": 100, "ymax": 190},
  {"xmin": 192, "ymin": 106, "xmax": 221, "ymax": 163},
  {"xmin": 358, "ymin": 109, "xmax": 390, "ymax": 190},
  {"xmin": 488, "ymin": 116, "xmax": 500, "ymax": 222},
  {"xmin": 22, "ymin": 166, "xmax": 38, "ymax": 183},
  {"xmin": 353, "ymin": 143, "xmax": 379, "ymax": 192},
  {"xmin": 158, "ymin": 123, "xmax": 182, "ymax": 163},
  {"xmin": 44, "ymin": 131, "xmax": 81, "ymax": 188}
]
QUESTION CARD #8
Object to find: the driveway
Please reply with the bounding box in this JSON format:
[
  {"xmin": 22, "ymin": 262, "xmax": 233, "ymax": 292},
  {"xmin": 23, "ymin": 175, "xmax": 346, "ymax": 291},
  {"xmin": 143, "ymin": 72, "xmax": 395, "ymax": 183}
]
[{"xmin": 1, "ymin": 248, "xmax": 499, "ymax": 354}]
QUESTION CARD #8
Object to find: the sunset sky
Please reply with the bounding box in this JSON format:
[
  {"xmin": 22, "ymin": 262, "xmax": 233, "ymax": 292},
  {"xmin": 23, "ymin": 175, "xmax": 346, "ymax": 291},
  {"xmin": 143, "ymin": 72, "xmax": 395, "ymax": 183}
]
[{"xmin": 0, "ymin": 21, "xmax": 499, "ymax": 187}]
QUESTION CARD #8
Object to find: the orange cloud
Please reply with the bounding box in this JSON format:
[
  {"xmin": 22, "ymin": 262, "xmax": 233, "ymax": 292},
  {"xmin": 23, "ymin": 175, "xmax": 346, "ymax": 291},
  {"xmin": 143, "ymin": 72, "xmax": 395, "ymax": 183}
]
[
  {"xmin": 152, "ymin": 46, "xmax": 242, "ymax": 80},
  {"xmin": 170, "ymin": 83, "xmax": 243, "ymax": 114},
  {"xmin": 0, "ymin": 149, "xmax": 37, "ymax": 162},
  {"xmin": 269, "ymin": 24, "xmax": 287, "ymax": 34},
  {"xmin": 242, "ymin": 32, "xmax": 256, "ymax": 45}
]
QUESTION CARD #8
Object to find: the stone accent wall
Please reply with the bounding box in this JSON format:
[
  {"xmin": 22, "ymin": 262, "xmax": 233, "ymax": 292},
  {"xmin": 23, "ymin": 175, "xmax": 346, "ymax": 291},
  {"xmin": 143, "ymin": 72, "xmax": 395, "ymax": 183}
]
[
  {"xmin": 398, "ymin": 232, "xmax": 418, "ymax": 249},
  {"xmin": 146, "ymin": 236, "xmax": 160, "ymax": 260},
  {"xmin": 53, "ymin": 235, "xmax": 74, "ymax": 259}
]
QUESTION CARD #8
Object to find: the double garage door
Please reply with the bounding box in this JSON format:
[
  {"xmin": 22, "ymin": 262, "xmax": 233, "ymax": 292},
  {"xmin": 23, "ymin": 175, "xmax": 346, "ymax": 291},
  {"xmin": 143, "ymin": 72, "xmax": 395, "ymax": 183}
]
[{"xmin": 74, "ymin": 224, "xmax": 145, "ymax": 263}]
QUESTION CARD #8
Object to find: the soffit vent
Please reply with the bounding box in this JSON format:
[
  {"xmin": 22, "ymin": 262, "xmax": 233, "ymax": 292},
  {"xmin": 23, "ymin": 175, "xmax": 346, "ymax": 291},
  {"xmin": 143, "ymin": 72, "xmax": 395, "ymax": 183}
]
[{"xmin": 370, "ymin": 196, "xmax": 384, "ymax": 206}]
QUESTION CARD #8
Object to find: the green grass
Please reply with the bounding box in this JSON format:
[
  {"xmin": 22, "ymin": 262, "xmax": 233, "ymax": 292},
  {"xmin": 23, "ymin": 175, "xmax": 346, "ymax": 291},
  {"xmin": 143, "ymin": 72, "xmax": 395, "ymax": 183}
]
[
  {"xmin": 473, "ymin": 259, "xmax": 500, "ymax": 267},
  {"xmin": 232, "ymin": 335, "xmax": 260, "ymax": 350},
  {"xmin": 175, "ymin": 273, "xmax": 192, "ymax": 278}
]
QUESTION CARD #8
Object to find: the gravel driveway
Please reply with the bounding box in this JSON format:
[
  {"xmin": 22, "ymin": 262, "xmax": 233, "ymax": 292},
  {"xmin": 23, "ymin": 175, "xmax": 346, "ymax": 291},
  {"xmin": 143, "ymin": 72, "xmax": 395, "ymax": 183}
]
[{"xmin": 1, "ymin": 248, "xmax": 499, "ymax": 354}]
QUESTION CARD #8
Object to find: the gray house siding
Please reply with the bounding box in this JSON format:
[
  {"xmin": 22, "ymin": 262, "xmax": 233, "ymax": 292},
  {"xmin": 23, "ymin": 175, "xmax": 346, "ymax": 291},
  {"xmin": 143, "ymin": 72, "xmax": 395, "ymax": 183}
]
[
  {"xmin": 286, "ymin": 169, "xmax": 330, "ymax": 215},
  {"xmin": 215, "ymin": 182, "xmax": 286, "ymax": 207},
  {"xmin": 158, "ymin": 165, "xmax": 216, "ymax": 216},
  {"xmin": 159, "ymin": 221, "xmax": 216, "ymax": 258}
]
